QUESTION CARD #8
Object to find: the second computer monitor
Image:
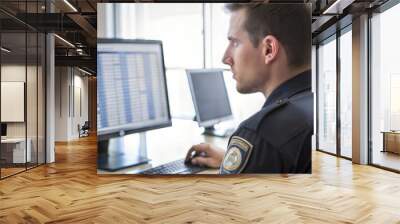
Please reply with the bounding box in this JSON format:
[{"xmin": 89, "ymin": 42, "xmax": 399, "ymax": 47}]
[{"xmin": 186, "ymin": 69, "xmax": 233, "ymax": 137}]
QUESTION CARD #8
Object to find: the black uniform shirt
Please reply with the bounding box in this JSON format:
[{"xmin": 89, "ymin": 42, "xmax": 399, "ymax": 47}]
[{"xmin": 220, "ymin": 70, "xmax": 313, "ymax": 174}]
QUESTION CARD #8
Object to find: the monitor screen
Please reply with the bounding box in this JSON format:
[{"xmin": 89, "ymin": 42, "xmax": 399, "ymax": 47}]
[
  {"xmin": 97, "ymin": 39, "xmax": 171, "ymax": 140},
  {"xmin": 186, "ymin": 69, "xmax": 232, "ymax": 127},
  {"xmin": 1, "ymin": 123, "xmax": 6, "ymax": 137}
]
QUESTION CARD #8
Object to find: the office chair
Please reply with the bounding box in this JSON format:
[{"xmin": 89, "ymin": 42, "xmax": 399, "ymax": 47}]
[{"xmin": 79, "ymin": 121, "xmax": 90, "ymax": 138}]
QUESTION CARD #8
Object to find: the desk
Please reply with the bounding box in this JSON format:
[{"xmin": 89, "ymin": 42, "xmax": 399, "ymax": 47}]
[
  {"xmin": 97, "ymin": 119, "xmax": 230, "ymax": 174},
  {"xmin": 1, "ymin": 138, "xmax": 31, "ymax": 163},
  {"xmin": 382, "ymin": 131, "xmax": 400, "ymax": 154}
]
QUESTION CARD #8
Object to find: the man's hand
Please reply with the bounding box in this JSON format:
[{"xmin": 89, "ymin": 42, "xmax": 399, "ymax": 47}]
[{"xmin": 185, "ymin": 143, "xmax": 225, "ymax": 168}]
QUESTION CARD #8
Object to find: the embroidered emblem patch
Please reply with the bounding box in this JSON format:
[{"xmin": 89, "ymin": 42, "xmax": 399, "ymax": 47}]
[
  {"xmin": 223, "ymin": 146, "xmax": 242, "ymax": 171},
  {"xmin": 220, "ymin": 136, "xmax": 253, "ymax": 174}
]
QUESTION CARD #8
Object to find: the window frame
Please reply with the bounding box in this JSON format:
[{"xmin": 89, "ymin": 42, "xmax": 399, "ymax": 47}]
[{"xmin": 315, "ymin": 20, "xmax": 353, "ymax": 161}]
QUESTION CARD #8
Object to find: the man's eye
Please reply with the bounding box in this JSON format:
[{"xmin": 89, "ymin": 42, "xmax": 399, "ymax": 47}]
[{"xmin": 232, "ymin": 41, "xmax": 238, "ymax": 47}]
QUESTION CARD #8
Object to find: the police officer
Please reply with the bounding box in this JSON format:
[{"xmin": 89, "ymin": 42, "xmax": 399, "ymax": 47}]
[{"xmin": 185, "ymin": 2, "xmax": 312, "ymax": 173}]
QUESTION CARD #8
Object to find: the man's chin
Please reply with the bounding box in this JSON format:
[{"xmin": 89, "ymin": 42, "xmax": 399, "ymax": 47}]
[{"xmin": 236, "ymin": 85, "xmax": 255, "ymax": 94}]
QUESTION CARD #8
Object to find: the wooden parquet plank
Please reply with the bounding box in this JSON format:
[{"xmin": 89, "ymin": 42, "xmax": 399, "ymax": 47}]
[{"xmin": 1, "ymin": 135, "xmax": 400, "ymax": 223}]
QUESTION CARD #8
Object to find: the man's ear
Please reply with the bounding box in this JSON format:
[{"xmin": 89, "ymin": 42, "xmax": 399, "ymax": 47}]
[{"xmin": 261, "ymin": 35, "xmax": 279, "ymax": 64}]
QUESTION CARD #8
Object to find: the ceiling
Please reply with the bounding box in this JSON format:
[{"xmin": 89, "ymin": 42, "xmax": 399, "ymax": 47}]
[
  {"xmin": 0, "ymin": 0, "xmax": 393, "ymax": 75},
  {"xmin": 0, "ymin": 0, "xmax": 99, "ymax": 73}
]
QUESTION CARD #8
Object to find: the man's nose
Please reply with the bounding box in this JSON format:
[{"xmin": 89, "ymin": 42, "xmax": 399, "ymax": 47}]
[{"xmin": 222, "ymin": 52, "xmax": 233, "ymax": 66}]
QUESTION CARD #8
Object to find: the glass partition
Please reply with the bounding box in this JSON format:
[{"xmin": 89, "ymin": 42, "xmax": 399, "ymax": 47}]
[
  {"xmin": 1, "ymin": 30, "xmax": 27, "ymax": 178},
  {"xmin": 339, "ymin": 28, "xmax": 352, "ymax": 158},
  {"xmin": 317, "ymin": 36, "xmax": 337, "ymax": 155},
  {"xmin": 0, "ymin": 1, "xmax": 46, "ymax": 179},
  {"xmin": 38, "ymin": 32, "xmax": 45, "ymax": 165},
  {"xmin": 27, "ymin": 30, "xmax": 38, "ymax": 169}
]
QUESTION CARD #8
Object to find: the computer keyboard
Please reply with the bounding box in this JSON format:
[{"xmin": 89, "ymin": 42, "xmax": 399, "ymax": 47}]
[{"xmin": 139, "ymin": 158, "xmax": 207, "ymax": 174}]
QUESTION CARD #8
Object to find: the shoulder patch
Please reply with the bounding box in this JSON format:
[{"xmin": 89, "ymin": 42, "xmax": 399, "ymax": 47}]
[{"xmin": 220, "ymin": 136, "xmax": 253, "ymax": 174}]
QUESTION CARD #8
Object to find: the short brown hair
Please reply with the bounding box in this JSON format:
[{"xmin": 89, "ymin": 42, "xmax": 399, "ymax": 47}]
[{"xmin": 225, "ymin": 2, "xmax": 311, "ymax": 68}]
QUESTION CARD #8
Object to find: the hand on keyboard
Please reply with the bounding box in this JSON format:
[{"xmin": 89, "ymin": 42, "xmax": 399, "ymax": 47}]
[{"xmin": 185, "ymin": 143, "xmax": 225, "ymax": 168}]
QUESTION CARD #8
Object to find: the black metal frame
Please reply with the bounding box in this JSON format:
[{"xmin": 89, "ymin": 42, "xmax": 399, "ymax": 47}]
[
  {"xmin": 315, "ymin": 44, "xmax": 319, "ymax": 151},
  {"xmin": 25, "ymin": 2, "xmax": 28, "ymax": 172},
  {"xmin": 367, "ymin": 10, "xmax": 373, "ymax": 167},
  {"xmin": 336, "ymin": 28, "xmax": 341, "ymax": 158},
  {"xmin": 0, "ymin": 15, "xmax": 2, "ymax": 179},
  {"xmin": 315, "ymin": 33, "xmax": 338, "ymax": 156},
  {"xmin": 315, "ymin": 20, "xmax": 353, "ymax": 162}
]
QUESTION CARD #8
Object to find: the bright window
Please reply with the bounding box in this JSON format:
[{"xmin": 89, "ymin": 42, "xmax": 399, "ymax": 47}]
[
  {"xmin": 317, "ymin": 37, "xmax": 337, "ymax": 154},
  {"xmin": 339, "ymin": 29, "xmax": 352, "ymax": 158},
  {"xmin": 371, "ymin": 2, "xmax": 400, "ymax": 170}
]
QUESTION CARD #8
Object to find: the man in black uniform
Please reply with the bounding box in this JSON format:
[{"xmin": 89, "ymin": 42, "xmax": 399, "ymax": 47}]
[{"xmin": 185, "ymin": 2, "xmax": 312, "ymax": 173}]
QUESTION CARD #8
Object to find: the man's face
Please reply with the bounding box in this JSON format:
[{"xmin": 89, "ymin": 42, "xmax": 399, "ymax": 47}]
[{"xmin": 222, "ymin": 9, "xmax": 267, "ymax": 94}]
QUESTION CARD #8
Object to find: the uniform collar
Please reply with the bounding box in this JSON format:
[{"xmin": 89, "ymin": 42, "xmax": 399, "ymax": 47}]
[{"xmin": 263, "ymin": 70, "xmax": 311, "ymax": 108}]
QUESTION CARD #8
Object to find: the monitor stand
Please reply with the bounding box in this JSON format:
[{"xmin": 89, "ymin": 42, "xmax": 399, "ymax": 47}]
[
  {"xmin": 97, "ymin": 133, "xmax": 150, "ymax": 171},
  {"xmin": 203, "ymin": 126, "xmax": 235, "ymax": 138}
]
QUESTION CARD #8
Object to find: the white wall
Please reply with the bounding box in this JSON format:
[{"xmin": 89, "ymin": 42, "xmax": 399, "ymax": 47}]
[
  {"xmin": 55, "ymin": 66, "xmax": 68, "ymax": 141},
  {"xmin": 72, "ymin": 73, "xmax": 89, "ymax": 137},
  {"xmin": 1, "ymin": 65, "xmax": 29, "ymax": 138},
  {"xmin": 1, "ymin": 65, "xmax": 26, "ymax": 81},
  {"xmin": 55, "ymin": 67, "xmax": 89, "ymax": 141},
  {"xmin": 1, "ymin": 82, "xmax": 25, "ymax": 122}
]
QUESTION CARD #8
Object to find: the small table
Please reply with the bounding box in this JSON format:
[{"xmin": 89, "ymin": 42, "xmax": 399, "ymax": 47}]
[{"xmin": 381, "ymin": 131, "xmax": 400, "ymax": 154}]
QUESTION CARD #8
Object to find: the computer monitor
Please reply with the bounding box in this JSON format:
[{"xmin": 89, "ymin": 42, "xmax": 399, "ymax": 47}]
[
  {"xmin": 1, "ymin": 123, "xmax": 7, "ymax": 137},
  {"xmin": 97, "ymin": 39, "xmax": 172, "ymax": 171},
  {"xmin": 186, "ymin": 69, "xmax": 234, "ymax": 137}
]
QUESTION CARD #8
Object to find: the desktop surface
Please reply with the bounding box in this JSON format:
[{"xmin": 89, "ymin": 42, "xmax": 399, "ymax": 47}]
[{"xmin": 97, "ymin": 119, "xmax": 229, "ymax": 175}]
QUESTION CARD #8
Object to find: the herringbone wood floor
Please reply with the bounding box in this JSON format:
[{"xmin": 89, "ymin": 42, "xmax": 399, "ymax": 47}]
[{"xmin": 1, "ymin": 135, "xmax": 400, "ymax": 223}]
